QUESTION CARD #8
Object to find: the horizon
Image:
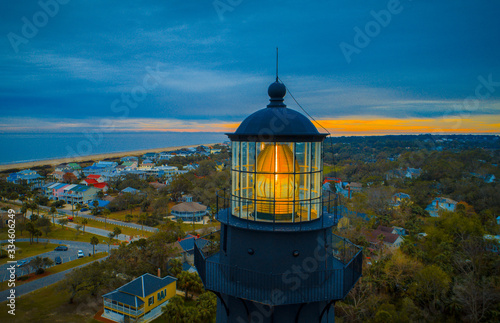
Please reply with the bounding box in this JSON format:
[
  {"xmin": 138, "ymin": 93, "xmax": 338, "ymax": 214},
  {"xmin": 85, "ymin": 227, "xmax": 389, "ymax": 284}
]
[{"xmin": 1, "ymin": 1, "xmax": 499, "ymax": 135}]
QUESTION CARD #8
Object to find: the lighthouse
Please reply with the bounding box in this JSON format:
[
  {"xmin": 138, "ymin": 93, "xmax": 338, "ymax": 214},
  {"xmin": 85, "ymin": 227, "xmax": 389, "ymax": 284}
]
[{"xmin": 194, "ymin": 77, "xmax": 362, "ymax": 322}]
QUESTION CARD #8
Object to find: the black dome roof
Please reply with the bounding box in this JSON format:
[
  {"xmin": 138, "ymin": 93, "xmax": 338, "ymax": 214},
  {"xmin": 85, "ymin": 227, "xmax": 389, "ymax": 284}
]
[
  {"xmin": 227, "ymin": 80, "xmax": 326, "ymax": 142},
  {"xmin": 234, "ymin": 107, "xmax": 320, "ymax": 135}
]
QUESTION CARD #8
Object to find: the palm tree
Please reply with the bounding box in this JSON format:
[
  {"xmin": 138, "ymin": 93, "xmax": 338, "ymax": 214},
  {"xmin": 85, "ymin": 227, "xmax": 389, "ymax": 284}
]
[
  {"xmin": 75, "ymin": 203, "xmax": 82, "ymax": 218},
  {"xmin": 50, "ymin": 206, "xmax": 57, "ymax": 226},
  {"xmin": 90, "ymin": 236, "xmax": 99, "ymax": 256},
  {"xmin": 34, "ymin": 229, "xmax": 42, "ymax": 243},
  {"xmin": 102, "ymin": 208, "xmax": 111, "ymax": 229},
  {"xmin": 139, "ymin": 213, "xmax": 148, "ymax": 235},
  {"xmin": 81, "ymin": 218, "xmax": 88, "ymax": 233}
]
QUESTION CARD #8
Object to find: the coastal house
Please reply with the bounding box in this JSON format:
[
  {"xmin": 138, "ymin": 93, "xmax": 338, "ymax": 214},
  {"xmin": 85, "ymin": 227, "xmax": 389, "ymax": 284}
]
[
  {"xmin": 405, "ymin": 167, "xmax": 422, "ymax": 179},
  {"xmin": 183, "ymin": 163, "xmax": 199, "ymax": 171},
  {"xmin": 60, "ymin": 184, "xmax": 99, "ymax": 205},
  {"xmin": 6, "ymin": 169, "xmax": 44, "ymax": 189},
  {"xmin": 138, "ymin": 160, "xmax": 155, "ymax": 171},
  {"xmin": 49, "ymin": 171, "xmax": 65, "ymax": 181},
  {"xmin": 142, "ymin": 152, "xmax": 159, "ymax": 160},
  {"xmin": 45, "ymin": 182, "xmax": 99, "ymax": 205},
  {"xmin": 82, "ymin": 161, "xmax": 118, "ymax": 176},
  {"xmin": 102, "ymin": 273, "xmax": 176, "ymax": 323},
  {"xmin": 121, "ymin": 187, "xmax": 140, "ymax": 194},
  {"xmin": 87, "ymin": 174, "xmax": 106, "ymax": 183},
  {"xmin": 425, "ymin": 197, "xmax": 458, "ymax": 217},
  {"xmin": 392, "ymin": 192, "xmax": 411, "ymax": 207},
  {"xmin": 121, "ymin": 156, "xmax": 138, "ymax": 162},
  {"xmin": 81, "ymin": 179, "xmax": 109, "ymax": 192},
  {"xmin": 172, "ymin": 234, "xmax": 209, "ymax": 265},
  {"xmin": 171, "ymin": 202, "xmax": 208, "ymax": 222},
  {"xmin": 158, "ymin": 152, "xmax": 175, "ymax": 160},
  {"xmin": 153, "ymin": 165, "xmax": 178, "ymax": 177},
  {"xmin": 365, "ymin": 226, "xmax": 404, "ymax": 248}
]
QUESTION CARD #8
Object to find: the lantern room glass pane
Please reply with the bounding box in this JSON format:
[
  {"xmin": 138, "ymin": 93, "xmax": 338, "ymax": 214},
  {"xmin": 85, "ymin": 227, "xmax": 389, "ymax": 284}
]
[{"xmin": 229, "ymin": 140, "xmax": 323, "ymax": 223}]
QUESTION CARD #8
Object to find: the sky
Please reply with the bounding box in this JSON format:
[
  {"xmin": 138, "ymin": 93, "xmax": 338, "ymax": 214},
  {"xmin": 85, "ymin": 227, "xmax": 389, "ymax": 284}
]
[{"xmin": 1, "ymin": 0, "xmax": 499, "ymax": 135}]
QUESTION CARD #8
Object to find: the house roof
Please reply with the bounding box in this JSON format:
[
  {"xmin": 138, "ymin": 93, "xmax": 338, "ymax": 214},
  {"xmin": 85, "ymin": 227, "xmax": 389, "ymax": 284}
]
[
  {"xmin": 394, "ymin": 192, "xmax": 410, "ymax": 199},
  {"xmin": 84, "ymin": 179, "xmax": 98, "ymax": 185},
  {"xmin": 87, "ymin": 174, "xmax": 101, "ymax": 179},
  {"xmin": 177, "ymin": 235, "xmax": 209, "ymax": 252},
  {"xmin": 112, "ymin": 273, "xmax": 176, "ymax": 299},
  {"xmin": 366, "ymin": 229, "xmax": 401, "ymax": 244},
  {"xmin": 435, "ymin": 197, "xmax": 458, "ymax": 204},
  {"xmin": 94, "ymin": 182, "xmax": 108, "ymax": 189},
  {"xmin": 171, "ymin": 202, "xmax": 207, "ymax": 213},
  {"xmin": 121, "ymin": 187, "xmax": 139, "ymax": 193},
  {"xmin": 102, "ymin": 290, "xmax": 144, "ymax": 308}
]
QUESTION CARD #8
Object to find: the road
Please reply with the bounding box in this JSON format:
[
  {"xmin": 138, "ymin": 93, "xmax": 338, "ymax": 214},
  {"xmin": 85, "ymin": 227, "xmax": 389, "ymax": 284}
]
[
  {"xmin": 0, "ymin": 239, "xmax": 117, "ymax": 282},
  {"xmin": 0, "ymin": 254, "xmax": 108, "ymax": 300}
]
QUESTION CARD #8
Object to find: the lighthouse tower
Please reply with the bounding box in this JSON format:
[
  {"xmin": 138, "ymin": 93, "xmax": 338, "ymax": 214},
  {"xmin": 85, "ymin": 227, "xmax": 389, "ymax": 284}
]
[{"xmin": 194, "ymin": 78, "xmax": 362, "ymax": 323}]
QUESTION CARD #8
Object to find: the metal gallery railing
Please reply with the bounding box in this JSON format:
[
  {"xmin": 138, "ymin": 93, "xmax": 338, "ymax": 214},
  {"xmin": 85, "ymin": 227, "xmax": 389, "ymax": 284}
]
[{"xmin": 194, "ymin": 232, "xmax": 362, "ymax": 305}]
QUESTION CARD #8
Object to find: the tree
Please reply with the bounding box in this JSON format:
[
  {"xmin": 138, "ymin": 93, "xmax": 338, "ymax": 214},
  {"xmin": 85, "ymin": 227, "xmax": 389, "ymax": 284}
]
[
  {"xmin": 29, "ymin": 256, "xmax": 54, "ymax": 274},
  {"xmin": 113, "ymin": 226, "xmax": 122, "ymax": 239},
  {"xmin": 125, "ymin": 214, "xmax": 133, "ymax": 222},
  {"xmin": 81, "ymin": 218, "xmax": 88, "ymax": 233},
  {"xmin": 58, "ymin": 218, "xmax": 69, "ymax": 229},
  {"xmin": 34, "ymin": 229, "xmax": 42, "ymax": 243},
  {"xmin": 410, "ymin": 265, "xmax": 451, "ymax": 315},
  {"xmin": 196, "ymin": 292, "xmax": 217, "ymax": 323},
  {"xmin": 75, "ymin": 224, "xmax": 83, "ymax": 237},
  {"xmin": 102, "ymin": 208, "xmax": 110, "ymax": 229},
  {"xmin": 177, "ymin": 271, "xmax": 203, "ymax": 300},
  {"xmin": 50, "ymin": 206, "xmax": 57, "ymax": 226},
  {"xmin": 26, "ymin": 222, "xmax": 36, "ymax": 244},
  {"xmin": 75, "ymin": 203, "xmax": 82, "ymax": 218},
  {"xmin": 453, "ymin": 274, "xmax": 499, "ymax": 322},
  {"xmin": 139, "ymin": 213, "xmax": 148, "ymax": 235},
  {"xmin": 168, "ymin": 258, "xmax": 183, "ymax": 278},
  {"xmin": 90, "ymin": 236, "xmax": 99, "ymax": 256}
]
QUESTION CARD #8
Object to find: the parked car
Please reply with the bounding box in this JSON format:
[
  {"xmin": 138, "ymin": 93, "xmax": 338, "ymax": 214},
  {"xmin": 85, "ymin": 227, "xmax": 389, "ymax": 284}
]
[
  {"xmin": 77, "ymin": 250, "xmax": 84, "ymax": 258},
  {"xmin": 54, "ymin": 245, "xmax": 68, "ymax": 251},
  {"xmin": 16, "ymin": 259, "xmax": 29, "ymax": 268},
  {"xmin": 55, "ymin": 256, "xmax": 62, "ymax": 265}
]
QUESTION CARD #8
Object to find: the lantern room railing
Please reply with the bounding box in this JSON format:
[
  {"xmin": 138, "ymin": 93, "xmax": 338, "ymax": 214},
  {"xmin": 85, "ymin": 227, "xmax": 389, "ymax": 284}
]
[
  {"xmin": 215, "ymin": 189, "xmax": 341, "ymax": 231},
  {"xmin": 194, "ymin": 231, "xmax": 362, "ymax": 305}
]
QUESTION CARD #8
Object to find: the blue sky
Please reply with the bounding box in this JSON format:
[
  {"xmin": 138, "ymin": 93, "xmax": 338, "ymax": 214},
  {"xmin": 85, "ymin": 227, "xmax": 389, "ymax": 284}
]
[{"xmin": 1, "ymin": 0, "xmax": 499, "ymax": 134}]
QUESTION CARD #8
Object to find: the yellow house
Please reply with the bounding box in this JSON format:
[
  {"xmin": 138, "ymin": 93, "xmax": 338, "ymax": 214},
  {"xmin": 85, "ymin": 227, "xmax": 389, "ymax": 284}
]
[{"xmin": 102, "ymin": 273, "xmax": 176, "ymax": 323}]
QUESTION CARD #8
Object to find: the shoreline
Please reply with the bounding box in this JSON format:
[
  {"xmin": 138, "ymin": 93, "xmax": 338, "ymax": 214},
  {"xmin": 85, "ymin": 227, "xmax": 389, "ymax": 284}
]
[{"xmin": 0, "ymin": 143, "xmax": 219, "ymax": 172}]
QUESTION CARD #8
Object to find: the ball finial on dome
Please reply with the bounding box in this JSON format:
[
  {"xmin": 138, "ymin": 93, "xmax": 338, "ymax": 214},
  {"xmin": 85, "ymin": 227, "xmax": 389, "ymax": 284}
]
[{"xmin": 268, "ymin": 81, "xmax": 286, "ymax": 100}]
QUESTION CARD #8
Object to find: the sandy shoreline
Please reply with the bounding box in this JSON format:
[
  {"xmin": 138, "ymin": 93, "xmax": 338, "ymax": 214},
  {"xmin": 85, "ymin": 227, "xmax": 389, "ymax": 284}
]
[{"xmin": 0, "ymin": 143, "xmax": 219, "ymax": 172}]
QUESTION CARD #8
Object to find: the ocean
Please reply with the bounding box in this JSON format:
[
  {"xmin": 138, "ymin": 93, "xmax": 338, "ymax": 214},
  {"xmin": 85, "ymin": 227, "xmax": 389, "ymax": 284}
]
[{"xmin": 0, "ymin": 132, "xmax": 227, "ymax": 165}]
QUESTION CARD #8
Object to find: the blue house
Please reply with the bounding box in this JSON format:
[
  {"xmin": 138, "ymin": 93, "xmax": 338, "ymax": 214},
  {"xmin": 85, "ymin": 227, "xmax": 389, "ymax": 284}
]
[
  {"xmin": 7, "ymin": 169, "xmax": 44, "ymax": 189},
  {"xmin": 496, "ymin": 215, "xmax": 500, "ymax": 225},
  {"xmin": 426, "ymin": 197, "xmax": 458, "ymax": 217}
]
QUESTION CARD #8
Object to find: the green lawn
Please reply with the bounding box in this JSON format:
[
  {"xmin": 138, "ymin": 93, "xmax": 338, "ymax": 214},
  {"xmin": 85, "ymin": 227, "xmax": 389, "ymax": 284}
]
[
  {"xmin": 0, "ymin": 281, "xmax": 100, "ymax": 323},
  {"xmin": 73, "ymin": 217, "xmax": 153, "ymax": 238},
  {"xmin": 0, "ymin": 241, "xmax": 58, "ymax": 265},
  {"xmin": 0, "ymin": 224, "xmax": 98, "ymax": 243}
]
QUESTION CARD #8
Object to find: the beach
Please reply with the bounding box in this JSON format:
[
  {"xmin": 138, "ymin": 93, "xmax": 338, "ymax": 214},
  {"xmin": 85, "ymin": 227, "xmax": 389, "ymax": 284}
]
[{"xmin": 0, "ymin": 143, "xmax": 218, "ymax": 172}]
